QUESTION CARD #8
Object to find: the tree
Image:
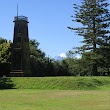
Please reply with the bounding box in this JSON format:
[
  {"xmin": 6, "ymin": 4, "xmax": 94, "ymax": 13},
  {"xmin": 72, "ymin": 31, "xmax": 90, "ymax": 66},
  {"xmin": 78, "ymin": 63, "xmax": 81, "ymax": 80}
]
[
  {"xmin": 0, "ymin": 41, "xmax": 11, "ymax": 63},
  {"xmin": 0, "ymin": 37, "xmax": 12, "ymax": 76},
  {"xmin": 0, "ymin": 37, "xmax": 7, "ymax": 44},
  {"xmin": 29, "ymin": 39, "xmax": 45, "ymax": 58},
  {"xmin": 68, "ymin": 0, "xmax": 110, "ymax": 75},
  {"xmin": 64, "ymin": 52, "xmax": 92, "ymax": 76},
  {"xmin": 29, "ymin": 39, "xmax": 46, "ymax": 76}
]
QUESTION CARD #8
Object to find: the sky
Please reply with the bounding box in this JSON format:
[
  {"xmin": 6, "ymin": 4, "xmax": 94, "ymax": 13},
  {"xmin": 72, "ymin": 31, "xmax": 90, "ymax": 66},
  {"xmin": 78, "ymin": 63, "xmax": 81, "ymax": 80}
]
[{"xmin": 0, "ymin": 0, "xmax": 109, "ymax": 58}]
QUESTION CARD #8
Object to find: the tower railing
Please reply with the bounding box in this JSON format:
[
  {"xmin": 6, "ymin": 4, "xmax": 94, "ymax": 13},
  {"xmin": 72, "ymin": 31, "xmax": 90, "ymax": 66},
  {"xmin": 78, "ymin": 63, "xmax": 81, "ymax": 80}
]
[{"xmin": 14, "ymin": 16, "xmax": 28, "ymax": 22}]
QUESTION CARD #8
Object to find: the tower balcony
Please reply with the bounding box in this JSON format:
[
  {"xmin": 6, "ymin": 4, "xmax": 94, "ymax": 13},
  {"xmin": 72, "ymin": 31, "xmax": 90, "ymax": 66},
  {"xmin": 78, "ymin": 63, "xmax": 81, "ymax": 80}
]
[{"xmin": 14, "ymin": 16, "xmax": 28, "ymax": 22}]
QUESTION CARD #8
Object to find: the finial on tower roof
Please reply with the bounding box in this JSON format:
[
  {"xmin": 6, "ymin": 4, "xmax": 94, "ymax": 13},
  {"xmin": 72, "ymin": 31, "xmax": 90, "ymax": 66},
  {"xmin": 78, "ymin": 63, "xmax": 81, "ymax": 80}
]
[{"xmin": 17, "ymin": 3, "xmax": 18, "ymax": 19}]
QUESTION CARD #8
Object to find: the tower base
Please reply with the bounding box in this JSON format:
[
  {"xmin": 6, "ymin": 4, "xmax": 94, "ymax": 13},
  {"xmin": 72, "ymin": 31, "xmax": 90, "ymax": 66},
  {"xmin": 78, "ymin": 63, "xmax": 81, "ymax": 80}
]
[
  {"xmin": 10, "ymin": 70, "xmax": 24, "ymax": 77},
  {"xmin": 10, "ymin": 70, "xmax": 31, "ymax": 77}
]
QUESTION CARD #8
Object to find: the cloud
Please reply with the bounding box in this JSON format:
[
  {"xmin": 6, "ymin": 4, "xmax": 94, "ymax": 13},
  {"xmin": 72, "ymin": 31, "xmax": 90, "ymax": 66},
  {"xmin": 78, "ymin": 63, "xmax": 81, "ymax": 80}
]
[
  {"xmin": 58, "ymin": 53, "xmax": 81, "ymax": 59},
  {"xmin": 75, "ymin": 54, "xmax": 81, "ymax": 59},
  {"xmin": 59, "ymin": 53, "xmax": 67, "ymax": 58}
]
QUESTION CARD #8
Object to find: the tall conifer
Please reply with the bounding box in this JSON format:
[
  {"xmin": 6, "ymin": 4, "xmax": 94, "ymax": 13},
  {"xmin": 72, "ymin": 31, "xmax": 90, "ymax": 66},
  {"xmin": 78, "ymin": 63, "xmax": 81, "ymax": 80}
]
[{"xmin": 68, "ymin": 0, "xmax": 110, "ymax": 75}]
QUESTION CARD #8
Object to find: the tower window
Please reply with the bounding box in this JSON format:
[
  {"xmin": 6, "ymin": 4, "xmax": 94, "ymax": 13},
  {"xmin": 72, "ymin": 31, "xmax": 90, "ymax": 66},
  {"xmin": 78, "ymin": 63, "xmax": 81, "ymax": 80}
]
[
  {"xmin": 14, "ymin": 37, "xmax": 21, "ymax": 43},
  {"xmin": 16, "ymin": 34, "xmax": 22, "ymax": 42},
  {"xmin": 17, "ymin": 37, "xmax": 21, "ymax": 42}
]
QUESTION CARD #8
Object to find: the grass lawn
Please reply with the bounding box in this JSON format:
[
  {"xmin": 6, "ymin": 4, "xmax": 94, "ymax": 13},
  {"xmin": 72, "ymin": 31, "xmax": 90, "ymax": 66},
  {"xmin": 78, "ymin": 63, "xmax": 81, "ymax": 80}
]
[
  {"xmin": 0, "ymin": 89, "xmax": 110, "ymax": 110},
  {"xmin": 10, "ymin": 77, "xmax": 110, "ymax": 90}
]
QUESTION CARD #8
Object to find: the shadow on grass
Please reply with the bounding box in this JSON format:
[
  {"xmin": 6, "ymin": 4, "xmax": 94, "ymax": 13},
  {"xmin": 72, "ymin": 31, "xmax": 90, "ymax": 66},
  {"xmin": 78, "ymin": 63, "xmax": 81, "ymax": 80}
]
[{"xmin": 0, "ymin": 78, "xmax": 14, "ymax": 89}]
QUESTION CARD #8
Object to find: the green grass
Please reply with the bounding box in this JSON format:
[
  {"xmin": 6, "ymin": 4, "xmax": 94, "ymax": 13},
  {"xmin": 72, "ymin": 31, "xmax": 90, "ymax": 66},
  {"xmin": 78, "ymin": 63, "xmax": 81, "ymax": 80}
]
[
  {"xmin": 9, "ymin": 77, "xmax": 110, "ymax": 90},
  {"xmin": 0, "ymin": 89, "xmax": 110, "ymax": 110},
  {"xmin": 0, "ymin": 77, "xmax": 110, "ymax": 110}
]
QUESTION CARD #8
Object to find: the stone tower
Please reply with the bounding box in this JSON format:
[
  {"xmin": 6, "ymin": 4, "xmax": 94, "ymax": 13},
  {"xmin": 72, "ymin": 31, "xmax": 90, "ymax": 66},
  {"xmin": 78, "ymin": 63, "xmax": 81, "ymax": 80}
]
[{"xmin": 10, "ymin": 15, "xmax": 31, "ymax": 76}]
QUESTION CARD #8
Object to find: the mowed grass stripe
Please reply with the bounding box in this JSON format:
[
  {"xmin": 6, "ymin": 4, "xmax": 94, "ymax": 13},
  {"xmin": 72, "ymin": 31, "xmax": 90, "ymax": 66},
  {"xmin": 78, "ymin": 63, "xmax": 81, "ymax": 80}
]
[{"xmin": 0, "ymin": 90, "xmax": 110, "ymax": 110}]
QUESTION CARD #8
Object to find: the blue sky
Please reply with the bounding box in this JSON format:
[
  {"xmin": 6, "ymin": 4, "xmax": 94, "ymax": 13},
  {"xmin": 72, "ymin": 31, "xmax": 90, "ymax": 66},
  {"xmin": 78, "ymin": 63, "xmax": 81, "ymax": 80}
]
[{"xmin": 1, "ymin": 0, "xmax": 109, "ymax": 58}]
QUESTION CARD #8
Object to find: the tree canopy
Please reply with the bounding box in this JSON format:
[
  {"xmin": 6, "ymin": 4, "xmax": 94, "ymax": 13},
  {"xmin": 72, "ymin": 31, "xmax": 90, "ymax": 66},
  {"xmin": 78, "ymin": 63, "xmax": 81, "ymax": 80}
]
[{"xmin": 68, "ymin": 0, "xmax": 110, "ymax": 75}]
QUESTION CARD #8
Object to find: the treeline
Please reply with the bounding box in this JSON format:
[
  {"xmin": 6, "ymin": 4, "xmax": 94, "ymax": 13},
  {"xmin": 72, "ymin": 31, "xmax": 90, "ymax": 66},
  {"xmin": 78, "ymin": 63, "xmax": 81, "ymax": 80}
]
[
  {"xmin": 0, "ymin": 37, "xmax": 110, "ymax": 77},
  {"xmin": 0, "ymin": 37, "xmax": 70, "ymax": 77},
  {"xmin": 0, "ymin": 37, "xmax": 76, "ymax": 77}
]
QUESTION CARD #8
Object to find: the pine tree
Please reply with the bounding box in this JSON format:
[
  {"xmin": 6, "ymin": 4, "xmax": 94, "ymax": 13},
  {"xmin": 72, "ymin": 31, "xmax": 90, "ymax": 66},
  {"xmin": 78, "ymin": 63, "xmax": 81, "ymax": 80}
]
[{"xmin": 68, "ymin": 0, "xmax": 110, "ymax": 75}]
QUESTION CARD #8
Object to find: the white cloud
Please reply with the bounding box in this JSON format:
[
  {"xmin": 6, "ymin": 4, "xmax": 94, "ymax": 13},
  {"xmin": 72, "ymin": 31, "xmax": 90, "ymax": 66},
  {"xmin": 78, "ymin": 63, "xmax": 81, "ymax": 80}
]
[
  {"xmin": 59, "ymin": 53, "xmax": 67, "ymax": 58},
  {"xmin": 75, "ymin": 54, "xmax": 81, "ymax": 59}
]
